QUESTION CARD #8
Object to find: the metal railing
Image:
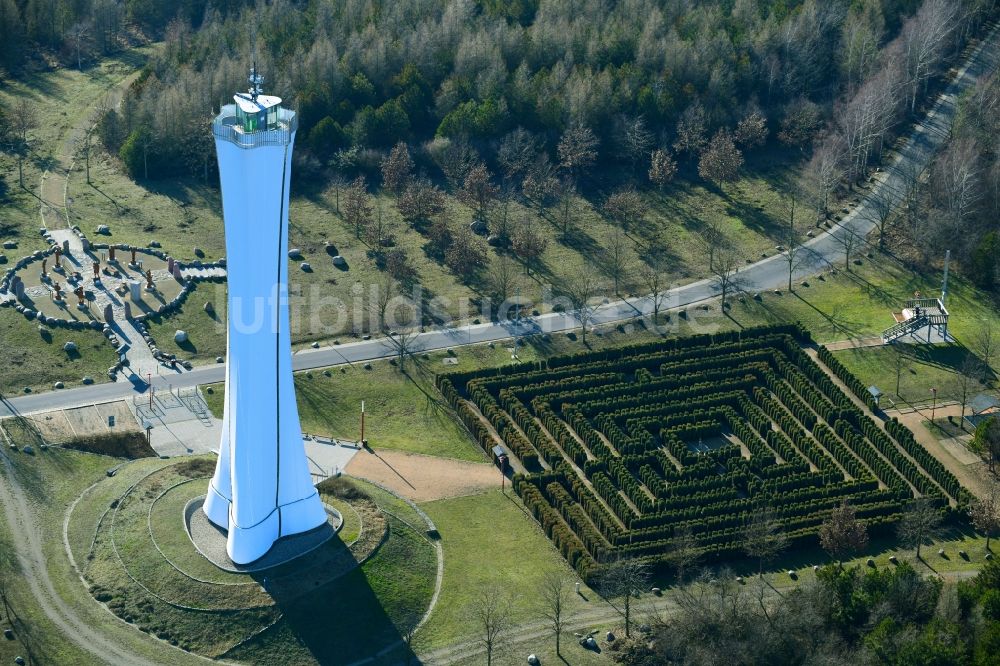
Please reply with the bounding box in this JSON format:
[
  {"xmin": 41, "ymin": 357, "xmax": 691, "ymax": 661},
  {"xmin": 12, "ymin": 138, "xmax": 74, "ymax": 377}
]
[
  {"xmin": 212, "ymin": 104, "xmax": 298, "ymax": 148},
  {"xmin": 882, "ymin": 315, "xmax": 928, "ymax": 343}
]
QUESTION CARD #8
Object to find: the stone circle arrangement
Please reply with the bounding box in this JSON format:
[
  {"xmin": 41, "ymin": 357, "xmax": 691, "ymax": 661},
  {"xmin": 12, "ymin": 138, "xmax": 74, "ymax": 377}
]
[
  {"xmin": 438, "ymin": 324, "xmax": 971, "ymax": 582},
  {"xmin": 0, "ymin": 225, "xmax": 227, "ymax": 381}
]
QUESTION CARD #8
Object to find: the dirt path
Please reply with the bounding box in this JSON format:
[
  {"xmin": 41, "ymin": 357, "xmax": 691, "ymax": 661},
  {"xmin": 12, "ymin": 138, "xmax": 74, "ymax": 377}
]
[
  {"xmin": 345, "ymin": 449, "xmax": 503, "ymax": 501},
  {"xmin": 39, "ymin": 67, "xmax": 143, "ymax": 230},
  {"xmin": 885, "ymin": 403, "xmax": 991, "ymax": 499},
  {"xmin": 0, "ymin": 451, "xmax": 168, "ymax": 665}
]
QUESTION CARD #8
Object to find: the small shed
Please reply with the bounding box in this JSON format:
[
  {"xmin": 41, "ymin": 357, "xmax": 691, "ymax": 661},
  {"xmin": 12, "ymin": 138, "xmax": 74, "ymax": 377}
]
[
  {"xmin": 491, "ymin": 444, "xmax": 509, "ymax": 471},
  {"xmin": 966, "ymin": 394, "xmax": 1000, "ymax": 430},
  {"xmin": 868, "ymin": 386, "xmax": 884, "ymax": 408}
]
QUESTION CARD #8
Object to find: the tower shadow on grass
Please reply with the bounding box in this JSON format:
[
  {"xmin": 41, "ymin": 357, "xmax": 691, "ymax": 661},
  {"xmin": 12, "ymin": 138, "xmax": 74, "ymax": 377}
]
[
  {"xmin": 229, "ymin": 505, "xmax": 432, "ymax": 665},
  {"xmin": 246, "ymin": 558, "xmax": 418, "ymax": 665}
]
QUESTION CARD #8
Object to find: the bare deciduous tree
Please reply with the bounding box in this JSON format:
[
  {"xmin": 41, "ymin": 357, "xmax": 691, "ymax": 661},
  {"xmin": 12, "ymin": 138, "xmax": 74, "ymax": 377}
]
[
  {"xmin": 711, "ymin": 245, "xmax": 744, "ymax": 310},
  {"xmin": 343, "ymin": 176, "xmax": 374, "ymax": 239},
  {"xmin": 380, "ymin": 141, "xmax": 414, "ymax": 194},
  {"xmin": 539, "ymin": 570, "xmax": 572, "ymax": 656},
  {"xmin": 802, "ymin": 137, "xmax": 845, "ymax": 220},
  {"xmin": 734, "ymin": 112, "xmax": 768, "ymax": 148},
  {"xmin": 617, "ymin": 115, "xmax": 654, "ymax": 171},
  {"xmin": 834, "ymin": 225, "xmax": 861, "ymax": 270},
  {"xmin": 444, "ymin": 228, "xmax": 487, "ymax": 283},
  {"xmin": 603, "ymin": 188, "xmax": 647, "ymax": 233},
  {"xmin": 498, "ymin": 127, "xmax": 539, "ymax": 186},
  {"xmin": 665, "ymin": 525, "xmax": 700, "ymax": 582},
  {"xmin": 698, "ymin": 129, "xmax": 744, "ymax": 184},
  {"xmin": 553, "ymin": 177, "xmax": 576, "ymax": 238},
  {"xmin": 598, "ymin": 558, "xmax": 651, "ymax": 638},
  {"xmin": 566, "ymin": 271, "xmax": 601, "ymax": 345},
  {"xmin": 459, "ymin": 163, "xmax": 499, "ymax": 223},
  {"xmin": 397, "ymin": 178, "xmax": 445, "ymax": 227},
  {"xmin": 674, "ymin": 102, "xmax": 707, "ymax": 157},
  {"xmin": 473, "ymin": 582, "xmax": 513, "ymax": 666},
  {"xmin": 488, "ymin": 253, "xmax": 518, "ymax": 311},
  {"xmin": 66, "ymin": 21, "xmax": 91, "ymax": 70},
  {"xmin": 603, "ymin": 225, "xmax": 632, "ymax": 295},
  {"xmin": 743, "ymin": 507, "xmax": 788, "ymax": 577},
  {"xmin": 557, "ymin": 121, "xmax": 599, "ymax": 184},
  {"xmin": 782, "ymin": 195, "xmax": 804, "ymax": 292},
  {"xmin": 974, "ymin": 322, "xmax": 996, "ymax": 376},
  {"xmin": 897, "ymin": 497, "xmax": 944, "ymax": 560},
  {"xmin": 511, "ymin": 215, "xmax": 547, "ymax": 274},
  {"xmin": 9, "ymin": 98, "xmax": 38, "ymax": 188},
  {"xmin": 648, "ymin": 148, "xmax": 678, "ymax": 189},
  {"xmin": 641, "ymin": 261, "xmax": 668, "ymax": 322},
  {"xmin": 864, "ymin": 177, "xmax": 899, "ymax": 251},
  {"xmin": 367, "ymin": 273, "xmax": 398, "ymax": 332},
  {"xmin": 953, "ymin": 356, "xmax": 984, "ymax": 429}
]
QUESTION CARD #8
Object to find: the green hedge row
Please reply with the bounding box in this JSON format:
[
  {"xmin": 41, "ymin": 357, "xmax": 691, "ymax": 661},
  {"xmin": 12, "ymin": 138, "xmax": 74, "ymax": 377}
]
[
  {"xmin": 816, "ymin": 345, "xmax": 880, "ymax": 411},
  {"xmin": 833, "ymin": 419, "xmax": 910, "ymax": 494},
  {"xmin": 885, "ymin": 418, "xmax": 968, "ymax": 504}
]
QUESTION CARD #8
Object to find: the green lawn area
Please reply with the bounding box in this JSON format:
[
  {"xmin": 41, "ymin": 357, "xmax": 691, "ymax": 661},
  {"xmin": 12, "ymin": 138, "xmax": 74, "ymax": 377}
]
[
  {"xmin": 831, "ymin": 343, "xmax": 988, "ymax": 406},
  {"xmin": 728, "ymin": 250, "xmax": 1000, "ymax": 347},
  {"xmin": 0, "ymin": 307, "xmax": 117, "ymax": 396},
  {"xmin": 416, "ymin": 489, "xmax": 598, "ymax": 651},
  {"xmin": 143, "ymin": 282, "xmax": 228, "ymax": 363},
  {"xmin": 225, "ymin": 516, "xmax": 436, "ymax": 665}
]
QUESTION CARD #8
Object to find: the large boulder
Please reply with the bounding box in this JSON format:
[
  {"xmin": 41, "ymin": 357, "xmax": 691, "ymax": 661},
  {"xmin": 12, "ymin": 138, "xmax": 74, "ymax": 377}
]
[
  {"xmin": 289, "ymin": 248, "xmax": 303, "ymax": 259},
  {"xmin": 174, "ymin": 330, "xmax": 188, "ymax": 344},
  {"xmin": 95, "ymin": 224, "xmax": 110, "ymax": 235},
  {"xmin": 332, "ymin": 255, "xmax": 348, "ymax": 269}
]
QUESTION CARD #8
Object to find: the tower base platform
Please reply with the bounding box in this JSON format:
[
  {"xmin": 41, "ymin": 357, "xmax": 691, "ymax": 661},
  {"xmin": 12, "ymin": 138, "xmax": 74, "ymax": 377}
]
[{"xmin": 184, "ymin": 496, "xmax": 342, "ymax": 573}]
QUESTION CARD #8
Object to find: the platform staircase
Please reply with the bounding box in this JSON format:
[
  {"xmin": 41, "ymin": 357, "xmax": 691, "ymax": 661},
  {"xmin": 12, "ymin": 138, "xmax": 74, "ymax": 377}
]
[{"xmin": 881, "ymin": 315, "xmax": 929, "ymax": 344}]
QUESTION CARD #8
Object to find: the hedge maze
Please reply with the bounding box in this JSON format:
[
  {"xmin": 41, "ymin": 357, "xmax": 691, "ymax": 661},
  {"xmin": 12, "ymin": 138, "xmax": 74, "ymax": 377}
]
[{"xmin": 437, "ymin": 325, "xmax": 971, "ymax": 580}]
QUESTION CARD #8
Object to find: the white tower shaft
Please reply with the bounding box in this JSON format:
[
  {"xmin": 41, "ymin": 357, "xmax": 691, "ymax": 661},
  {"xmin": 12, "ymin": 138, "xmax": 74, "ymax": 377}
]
[{"xmin": 204, "ymin": 90, "xmax": 326, "ymax": 565}]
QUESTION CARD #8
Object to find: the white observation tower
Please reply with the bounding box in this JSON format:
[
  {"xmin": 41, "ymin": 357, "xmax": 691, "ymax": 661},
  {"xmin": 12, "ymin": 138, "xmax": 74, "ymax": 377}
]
[{"xmin": 203, "ymin": 65, "xmax": 327, "ymax": 564}]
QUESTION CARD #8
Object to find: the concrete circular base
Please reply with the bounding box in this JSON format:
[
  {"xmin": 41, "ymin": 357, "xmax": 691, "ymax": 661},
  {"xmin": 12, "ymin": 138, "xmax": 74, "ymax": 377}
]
[{"xmin": 183, "ymin": 496, "xmax": 342, "ymax": 573}]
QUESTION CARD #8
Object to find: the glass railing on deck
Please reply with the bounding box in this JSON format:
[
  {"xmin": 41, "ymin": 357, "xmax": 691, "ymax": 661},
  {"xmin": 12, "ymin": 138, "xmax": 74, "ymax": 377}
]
[{"xmin": 212, "ymin": 104, "xmax": 298, "ymax": 148}]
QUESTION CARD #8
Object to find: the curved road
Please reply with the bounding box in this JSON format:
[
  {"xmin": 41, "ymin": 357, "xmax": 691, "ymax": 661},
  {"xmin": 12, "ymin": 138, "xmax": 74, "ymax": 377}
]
[
  {"xmin": 3, "ymin": 22, "xmax": 999, "ymax": 420},
  {"xmin": 0, "ymin": 23, "xmax": 998, "ymax": 666}
]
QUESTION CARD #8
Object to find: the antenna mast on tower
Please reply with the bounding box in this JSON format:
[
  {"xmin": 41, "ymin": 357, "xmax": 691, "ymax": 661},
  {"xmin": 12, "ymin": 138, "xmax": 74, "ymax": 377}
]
[
  {"xmin": 248, "ymin": 23, "xmax": 263, "ymax": 101},
  {"xmin": 941, "ymin": 249, "xmax": 951, "ymax": 307}
]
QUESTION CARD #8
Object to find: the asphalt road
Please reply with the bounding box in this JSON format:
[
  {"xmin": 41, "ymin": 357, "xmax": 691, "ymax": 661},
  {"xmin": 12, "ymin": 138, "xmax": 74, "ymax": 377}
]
[{"xmin": 3, "ymin": 25, "xmax": 999, "ymax": 421}]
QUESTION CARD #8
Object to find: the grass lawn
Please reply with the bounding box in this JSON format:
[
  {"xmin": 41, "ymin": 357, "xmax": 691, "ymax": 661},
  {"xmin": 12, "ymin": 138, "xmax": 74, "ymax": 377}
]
[
  {"xmin": 831, "ymin": 343, "xmax": 989, "ymax": 406},
  {"xmin": 0, "ymin": 307, "xmax": 118, "ymax": 396},
  {"xmin": 416, "ymin": 489, "xmax": 598, "ymax": 651},
  {"xmin": 143, "ymin": 282, "xmax": 228, "ymax": 363},
  {"xmin": 728, "ymin": 249, "xmax": 1000, "ymax": 347},
  {"xmin": 225, "ymin": 516, "xmax": 436, "ymax": 665}
]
